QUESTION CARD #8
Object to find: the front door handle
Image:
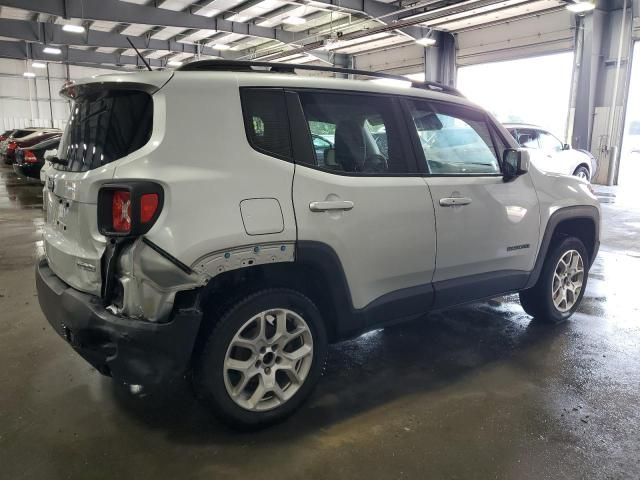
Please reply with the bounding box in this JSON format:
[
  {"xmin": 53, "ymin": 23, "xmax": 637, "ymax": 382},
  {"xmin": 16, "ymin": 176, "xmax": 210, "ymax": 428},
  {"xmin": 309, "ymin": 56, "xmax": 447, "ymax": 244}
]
[
  {"xmin": 309, "ymin": 200, "xmax": 354, "ymax": 212},
  {"xmin": 439, "ymin": 197, "xmax": 472, "ymax": 207}
]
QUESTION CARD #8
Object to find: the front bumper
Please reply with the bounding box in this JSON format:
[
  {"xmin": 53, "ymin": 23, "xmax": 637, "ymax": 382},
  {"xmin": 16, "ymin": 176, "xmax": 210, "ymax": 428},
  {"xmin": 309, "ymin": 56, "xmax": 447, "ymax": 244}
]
[{"xmin": 36, "ymin": 258, "xmax": 202, "ymax": 386}]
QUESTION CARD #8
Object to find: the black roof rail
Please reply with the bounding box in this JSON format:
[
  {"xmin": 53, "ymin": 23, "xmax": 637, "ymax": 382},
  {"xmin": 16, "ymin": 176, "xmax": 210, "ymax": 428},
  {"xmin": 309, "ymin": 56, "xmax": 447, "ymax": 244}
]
[{"xmin": 177, "ymin": 59, "xmax": 463, "ymax": 97}]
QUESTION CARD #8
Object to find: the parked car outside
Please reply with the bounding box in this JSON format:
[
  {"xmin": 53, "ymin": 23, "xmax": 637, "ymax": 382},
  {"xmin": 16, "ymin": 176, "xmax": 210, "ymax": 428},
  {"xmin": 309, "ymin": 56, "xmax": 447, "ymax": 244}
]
[
  {"xmin": 36, "ymin": 63, "xmax": 600, "ymax": 428},
  {"xmin": 1, "ymin": 128, "xmax": 61, "ymax": 164},
  {"xmin": 13, "ymin": 135, "xmax": 62, "ymax": 181},
  {"xmin": 505, "ymin": 123, "xmax": 597, "ymax": 181}
]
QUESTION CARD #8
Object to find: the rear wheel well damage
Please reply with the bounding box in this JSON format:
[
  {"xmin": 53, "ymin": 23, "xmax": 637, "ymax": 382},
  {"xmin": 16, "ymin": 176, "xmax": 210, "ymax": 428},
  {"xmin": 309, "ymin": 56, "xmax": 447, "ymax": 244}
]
[{"xmin": 190, "ymin": 258, "xmax": 350, "ymax": 363}]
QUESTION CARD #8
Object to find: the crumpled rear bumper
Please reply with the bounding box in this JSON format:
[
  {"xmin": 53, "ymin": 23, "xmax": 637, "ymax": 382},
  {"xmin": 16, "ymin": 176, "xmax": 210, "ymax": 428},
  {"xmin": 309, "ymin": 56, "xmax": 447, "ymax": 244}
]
[{"xmin": 36, "ymin": 258, "xmax": 202, "ymax": 386}]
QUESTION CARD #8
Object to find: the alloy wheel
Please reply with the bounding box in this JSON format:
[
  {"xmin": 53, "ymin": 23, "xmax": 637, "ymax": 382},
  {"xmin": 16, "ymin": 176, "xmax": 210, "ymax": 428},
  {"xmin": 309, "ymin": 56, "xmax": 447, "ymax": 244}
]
[
  {"xmin": 223, "ymin": 308, "xmax": 314, "ymax": 412},
  {"xmin": 552, "ymin": 249, "xmax": 584, "ymax": 312}
]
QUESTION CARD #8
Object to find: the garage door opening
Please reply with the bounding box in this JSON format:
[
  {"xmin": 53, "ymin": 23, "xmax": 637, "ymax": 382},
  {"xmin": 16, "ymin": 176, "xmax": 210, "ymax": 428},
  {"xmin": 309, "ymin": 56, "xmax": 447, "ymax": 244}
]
[
  {"xmin": 619, "ymin": 41, "xmax": 640, "ymax": 186},
  {"xmin": 456, "ymin": 52, "xmax": 574, "ymax": 140}
]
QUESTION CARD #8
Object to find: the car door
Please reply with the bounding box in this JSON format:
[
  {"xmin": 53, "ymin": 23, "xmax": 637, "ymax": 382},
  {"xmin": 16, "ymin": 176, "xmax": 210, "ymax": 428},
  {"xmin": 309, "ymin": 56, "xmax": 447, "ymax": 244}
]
[
  {"xmin": 403, "ymin": 99, "xmax": 540, "ymax": 308},
  {"xmin": 289, "ymin": 89, "xmax": 437, "ymax": 317}
]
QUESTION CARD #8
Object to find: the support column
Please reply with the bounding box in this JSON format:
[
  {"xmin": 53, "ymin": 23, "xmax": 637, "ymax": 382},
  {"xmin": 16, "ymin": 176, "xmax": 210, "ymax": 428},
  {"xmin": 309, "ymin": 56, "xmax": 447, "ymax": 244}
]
[
  {"xmin": 569, "ymin": 10, "xmax": 604, "ymax": 151},
  {"xmin": 568, "ymin": 1, "xmax": 634, "ymax": 184},
  {"xmin": 423, "ymin": 31, "xmax": 457, "ymax": 86}
]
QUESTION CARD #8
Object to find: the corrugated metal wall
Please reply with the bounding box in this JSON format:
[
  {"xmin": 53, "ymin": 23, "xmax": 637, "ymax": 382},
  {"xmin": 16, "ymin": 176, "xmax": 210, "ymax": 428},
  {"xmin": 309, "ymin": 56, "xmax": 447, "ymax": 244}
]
[{"xmin": 0, "ymin": 59, "xmax": 114, "ymax": 132}]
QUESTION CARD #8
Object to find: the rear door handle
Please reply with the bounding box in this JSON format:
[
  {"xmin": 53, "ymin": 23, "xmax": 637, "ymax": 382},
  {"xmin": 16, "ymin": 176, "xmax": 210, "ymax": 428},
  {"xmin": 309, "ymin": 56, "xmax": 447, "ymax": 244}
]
[
  {"xmin": 439, "ymin": 197, "xmax": 472, "ymax": 207},
  {"xmin": 309, "ymin": 200, "xmax": 354, "ymax": 212}
]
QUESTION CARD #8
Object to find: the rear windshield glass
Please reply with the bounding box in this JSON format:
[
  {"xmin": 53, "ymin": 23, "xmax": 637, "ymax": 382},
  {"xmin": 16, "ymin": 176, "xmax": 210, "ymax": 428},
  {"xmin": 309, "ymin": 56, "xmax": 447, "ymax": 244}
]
[
  {"xmin": 12, "ymin": 130, "xmax": 33, "ymax": 138},
  {"xmin": 60, "ymin": 90, "xmax": 153, "ymax": 172}
]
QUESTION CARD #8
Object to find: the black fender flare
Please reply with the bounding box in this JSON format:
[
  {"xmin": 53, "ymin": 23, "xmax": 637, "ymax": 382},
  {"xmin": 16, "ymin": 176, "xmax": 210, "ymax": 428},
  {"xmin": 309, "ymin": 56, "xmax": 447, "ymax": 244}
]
[{"xmin": 524, "ymin": 205, "xmax": 600, "ymax": 289}]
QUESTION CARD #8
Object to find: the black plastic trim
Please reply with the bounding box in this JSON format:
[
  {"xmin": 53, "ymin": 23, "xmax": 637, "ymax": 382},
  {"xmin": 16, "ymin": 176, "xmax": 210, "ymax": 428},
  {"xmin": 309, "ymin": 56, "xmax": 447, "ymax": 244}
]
[
  {"xmin": 36, "ymin": 259, "xmax": 202, "ymax": 386},
  {"xmin": 97, "ymin": 181, "xmax": 164, "ymax": 238},
  {"xmin": 142, "ymin": 237, "xmax": 194, "ymax": 274},
  {"xmin": 285, "ymin": 90, "xmax": 315, "ymax": 166},
  {"xmin": 295, "ymin": 242, "xmax": 531, "ymax": 340},
  {"xmin": 524, "ymin": 205, "xmax": 600, "ymax": 289},
  {"xmin": 432, "ymin": 270, "xmax": 529, "ymax": 309}
]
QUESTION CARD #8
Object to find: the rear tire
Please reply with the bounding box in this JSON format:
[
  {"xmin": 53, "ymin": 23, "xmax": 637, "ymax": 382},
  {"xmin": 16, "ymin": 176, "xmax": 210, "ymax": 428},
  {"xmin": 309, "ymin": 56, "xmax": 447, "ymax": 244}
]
[
  {"xmin": 194, "ymin": 288, "xmax": 327, "ymax": 429},
  {"xmin": 519, "ymin": 237, "xmax": 589, "ymax": 324}
]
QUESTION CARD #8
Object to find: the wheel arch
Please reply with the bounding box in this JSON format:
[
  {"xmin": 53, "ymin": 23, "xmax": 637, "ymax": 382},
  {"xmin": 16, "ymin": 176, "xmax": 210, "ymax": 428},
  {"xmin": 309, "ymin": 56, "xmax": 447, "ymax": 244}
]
[
  {"xmin": 194, "ymin": 241, "xmax": 358, "ymax": 349},
  {"xmin": 525, "ymin": 206, "xmax": 600, "ymax": 289},
  {"xmin": 573, "ymin": 162, "xmax": 592, "ymax": 177}
]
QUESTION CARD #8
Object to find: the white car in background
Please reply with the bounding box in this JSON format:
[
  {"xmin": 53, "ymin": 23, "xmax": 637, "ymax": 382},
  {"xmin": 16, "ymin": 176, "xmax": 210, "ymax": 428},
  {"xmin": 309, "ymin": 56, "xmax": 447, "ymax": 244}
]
[{"xmin": 505, "ymin": 123, "xmax": 597, "ymax": 182}]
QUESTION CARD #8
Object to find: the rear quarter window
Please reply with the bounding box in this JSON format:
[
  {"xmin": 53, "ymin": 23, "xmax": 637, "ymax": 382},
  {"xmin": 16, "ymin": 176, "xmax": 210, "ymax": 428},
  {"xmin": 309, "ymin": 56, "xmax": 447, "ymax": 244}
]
[
  {"xmin": 240, "ymin": 88, "xmax": 292, "ymax": 160},
  {"xmin": 61, "ymin": 90, "xmax": 153, "ymax": 172}
]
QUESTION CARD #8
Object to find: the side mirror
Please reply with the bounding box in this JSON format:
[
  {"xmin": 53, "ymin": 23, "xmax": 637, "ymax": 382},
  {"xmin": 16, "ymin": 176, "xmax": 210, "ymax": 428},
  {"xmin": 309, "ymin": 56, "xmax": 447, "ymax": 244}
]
[
  {"xmin": 562, "ymin": 143, "xmax": 571, "ymax": 151},
  {"xmin": 503, "ymin": 149, "xmax": 530, "ymax": 180}
]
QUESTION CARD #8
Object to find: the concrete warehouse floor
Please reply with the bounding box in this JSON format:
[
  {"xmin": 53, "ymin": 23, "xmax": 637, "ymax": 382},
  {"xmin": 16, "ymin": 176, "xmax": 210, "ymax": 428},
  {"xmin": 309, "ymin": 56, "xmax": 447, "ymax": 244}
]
[{"xmin": 0, "ymin": 164, "xmax": 638, "ymax": 480}]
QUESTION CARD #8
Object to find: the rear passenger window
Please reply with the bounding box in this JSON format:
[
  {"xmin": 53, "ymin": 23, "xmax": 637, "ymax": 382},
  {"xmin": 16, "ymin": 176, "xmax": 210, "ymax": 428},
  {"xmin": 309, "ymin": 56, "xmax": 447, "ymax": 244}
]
[
  {"xmin": 406, "ymin": 100, "xmax": 501, "ymax": 175},
  {"xmin": 298, "ymin": 92, "xmax": 412, "ymax": 174},
  {"xmin": 241, "ymin": 88, "xmax": 291, "ymax": 160}
]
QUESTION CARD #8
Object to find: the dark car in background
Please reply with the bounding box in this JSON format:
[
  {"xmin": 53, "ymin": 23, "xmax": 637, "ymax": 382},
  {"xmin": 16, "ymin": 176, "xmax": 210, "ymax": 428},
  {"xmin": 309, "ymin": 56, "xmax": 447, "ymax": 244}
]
[
  {"xmin": 13, "ymin": 135, "xmax": 61, "ymax": 181},
  {"xmin": 0, "ymin": 128, "xmax": 61, "ymax": 164},
  {"xmin": 0, "ymin": 129, "xmax": 16, "ymax": 142}
]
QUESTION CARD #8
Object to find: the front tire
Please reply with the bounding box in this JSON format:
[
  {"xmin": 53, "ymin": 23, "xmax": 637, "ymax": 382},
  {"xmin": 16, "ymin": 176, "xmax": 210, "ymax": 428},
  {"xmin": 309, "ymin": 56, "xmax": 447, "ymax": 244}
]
[
  {"xmin": 573, "ymin": 165, "xmax": 590, "ymax": 182},
  {"xmin": 194, "ymin": 289, "xmax": 327, "ymax": 429},
  {"xmin": 519, "ymin": 237, "xmax": 589, "ymax": 324}
]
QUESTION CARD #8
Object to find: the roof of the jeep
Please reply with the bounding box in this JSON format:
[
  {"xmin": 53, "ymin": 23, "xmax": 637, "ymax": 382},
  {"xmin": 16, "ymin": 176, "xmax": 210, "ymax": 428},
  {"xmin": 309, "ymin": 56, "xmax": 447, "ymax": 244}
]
[
  {"xmin": 503, "ymin": 123, "xmax": 546, "ymax": 130},
  {"xmin": 62, "ymin": 67, "xmax": 483, "ymax": 112}
]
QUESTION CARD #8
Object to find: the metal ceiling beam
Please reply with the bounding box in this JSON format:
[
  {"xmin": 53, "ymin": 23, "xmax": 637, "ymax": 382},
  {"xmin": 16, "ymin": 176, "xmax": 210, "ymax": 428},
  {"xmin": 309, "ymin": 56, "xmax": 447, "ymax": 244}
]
[
  {"xmin": 0, "ymin": 0, "xmax": 298, "ymax": 44},
  {"xmin": 0, "ymin": 39, "xmax": 165, "ymax": 68},
  {"xmin": 0, "ymin": 18, "xmax": 241, "ymax": 59},
  {"xmin": 308, "ymin": 0, "xmax": 425, "ymax": 39}
]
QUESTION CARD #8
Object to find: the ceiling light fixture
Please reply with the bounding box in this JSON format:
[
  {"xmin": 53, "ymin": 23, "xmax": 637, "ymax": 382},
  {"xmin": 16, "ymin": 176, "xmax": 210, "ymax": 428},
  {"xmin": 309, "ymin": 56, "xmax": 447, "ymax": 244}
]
[
  {"xmin": 43, "ymin": 47, "xmax": 62, "ymax": 55},
  {"xmin": 416, "ymin": 37, "xmax": 437, "ymax": 47},
  {"xmin": 23, "ymin": 72, "xmax": 36, "ymax": 78},
  {"xmin": 283, "ymin": 16, "xmax": 307, "ymax": 25},
  {"xmin": 167, "ymin": 60, "xmax": 183, "ymax": 67},
  {"xmin": 31, "ymin": 61, "xmax": 46, "ymax": 69},
  {"xmin": 212, "ymin": 43, "xmax": 232, "ymax": 50},
  {"xmin": 566, "ymin": 1, "xmax": 596, "ymax": 13},
  {"xmin": 62, "ymin": 24, "xmax": 85, "ymax": 33}
]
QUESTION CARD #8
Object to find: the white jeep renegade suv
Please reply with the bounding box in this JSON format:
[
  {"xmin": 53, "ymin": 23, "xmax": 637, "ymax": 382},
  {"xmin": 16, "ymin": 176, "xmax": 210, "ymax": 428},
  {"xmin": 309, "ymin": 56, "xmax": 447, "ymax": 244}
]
[{"xmin": 36, "ymin": 61, "xmax": 600, "ymax": 428}]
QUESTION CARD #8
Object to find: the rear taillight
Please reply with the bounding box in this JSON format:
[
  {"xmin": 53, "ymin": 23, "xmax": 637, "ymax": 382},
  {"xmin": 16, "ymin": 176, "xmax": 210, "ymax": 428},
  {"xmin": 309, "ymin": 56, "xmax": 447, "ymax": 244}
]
[
  {"xmin": 140, "ymin": 193, "xmax": 159, "ymax": 223},
  {"xmin": 98, "ymin": 182, "xmax": 163, "ymax": 237},
  {"xmin": 7, "ymin": 141, "xmax": 17, "ymax": 151},
  {"xmin": 112, "ymin": 190, "xmax": 132, "ymax": 233},
  {"xmin": 24, "ymin": 150, "xmax": 38, "ymax": 164}
]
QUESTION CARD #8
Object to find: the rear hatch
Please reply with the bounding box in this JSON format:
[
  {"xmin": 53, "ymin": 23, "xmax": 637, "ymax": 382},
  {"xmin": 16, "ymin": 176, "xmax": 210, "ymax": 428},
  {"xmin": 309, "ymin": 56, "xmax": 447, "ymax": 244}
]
[{"xmin": 43, "ymin": 71, "xmax": 172, "ymax": 295}]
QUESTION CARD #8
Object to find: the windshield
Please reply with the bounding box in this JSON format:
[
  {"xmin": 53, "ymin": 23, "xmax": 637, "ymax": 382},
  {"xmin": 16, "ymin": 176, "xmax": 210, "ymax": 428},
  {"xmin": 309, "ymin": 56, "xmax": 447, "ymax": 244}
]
[{"xmin": 59, "ymin": 89, "xmax": 153, "ymax": 172}]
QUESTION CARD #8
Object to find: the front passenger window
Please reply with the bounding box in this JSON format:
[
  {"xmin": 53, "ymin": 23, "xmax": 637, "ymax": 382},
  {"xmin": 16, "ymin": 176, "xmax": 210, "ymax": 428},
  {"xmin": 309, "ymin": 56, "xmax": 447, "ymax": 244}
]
[{"xmin": 407, "ymin": 100, "xmax": 500, "ymax": 175}]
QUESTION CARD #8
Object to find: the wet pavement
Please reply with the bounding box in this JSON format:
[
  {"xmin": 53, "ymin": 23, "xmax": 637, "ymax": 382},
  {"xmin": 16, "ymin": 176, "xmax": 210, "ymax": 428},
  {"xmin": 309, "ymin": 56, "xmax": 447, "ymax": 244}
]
[{"xmin": 0, "ymin": 164, "xmax": 638, "ymax": 479}]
